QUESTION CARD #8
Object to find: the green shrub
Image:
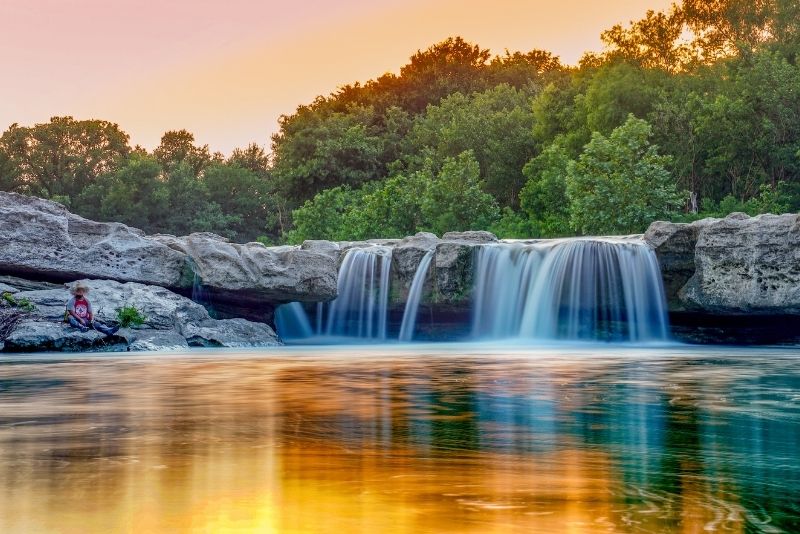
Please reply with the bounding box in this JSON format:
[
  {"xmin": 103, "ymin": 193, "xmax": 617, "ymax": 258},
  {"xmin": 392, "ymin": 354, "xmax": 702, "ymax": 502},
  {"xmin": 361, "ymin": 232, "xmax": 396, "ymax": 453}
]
[
  {"xmin": 116, "ymin": 304, "xmax": 147, "ymax": 328},
  {"xmin": 2, "ymin": 292, "xmax": 37, "ymax": 312}
]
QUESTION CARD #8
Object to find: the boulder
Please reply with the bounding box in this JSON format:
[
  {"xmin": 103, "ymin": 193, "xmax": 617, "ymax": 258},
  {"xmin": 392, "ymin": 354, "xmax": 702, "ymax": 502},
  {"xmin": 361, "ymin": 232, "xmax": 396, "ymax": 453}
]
[
  {"xmin": 2, "ymin": 320, "xmax": 126, "ymax": 352},
  {"xmin": 184, "ymin": 318, "xmax": 280, "ymax": 347},
  {"xmin": 124, "ymin": 329, "xmax": 190, "ymax": 352},
  {"xmin": 643, "ymin": 220, "xmax": 702, "ymax": 308},
  {"xmin": 300, "ymin": 240, "xmax": 341, "ymax": 260},
  {"xmin": 680, "ymin": 213, "xmax": 800, "ymax": 313},
  {"xmin": 11, "ymin": 280, "xmax": 208, "ymax": 330},
  {"xmin": 151, "ymin": 233, "xmax": 338, "ymax": 302},
  {"xmin": 434, "ymin": 242, "xmax": 476, "ymax": 303},
  {"xmin": 392, "ymin": 232, "xmax": 440, "ymax": 289},
  {"xmin": 0, "ymin": 192, "xmax": 192, "ymax": 288},
  {"xmin": 1, "ymin": 279, "xmax": 281, "ymax": 352}
]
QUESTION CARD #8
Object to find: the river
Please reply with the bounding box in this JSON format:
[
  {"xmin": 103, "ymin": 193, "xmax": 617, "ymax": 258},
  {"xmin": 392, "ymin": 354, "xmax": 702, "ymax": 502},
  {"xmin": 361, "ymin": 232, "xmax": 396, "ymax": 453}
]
[{"xmin": 1, "ymin": 344, "xmax": 799, "ymax": 533}]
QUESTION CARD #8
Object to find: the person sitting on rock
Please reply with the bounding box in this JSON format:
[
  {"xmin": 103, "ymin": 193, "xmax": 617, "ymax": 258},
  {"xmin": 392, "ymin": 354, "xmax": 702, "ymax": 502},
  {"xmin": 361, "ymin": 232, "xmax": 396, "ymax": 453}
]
[{"xmin": 65, "ymin": 281, "xmax": 119, "ymax": 335}]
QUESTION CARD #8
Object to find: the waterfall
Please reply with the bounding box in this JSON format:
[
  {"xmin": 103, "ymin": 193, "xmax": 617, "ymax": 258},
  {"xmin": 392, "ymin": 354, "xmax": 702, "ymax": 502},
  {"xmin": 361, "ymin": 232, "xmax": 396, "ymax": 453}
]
[
  {"xmin": 398, "ymin": 250, "xmax": 435, "ymax": 342},
  {"xmin": 274, "ymin": 302, "xmax": 314, "ymax": 340},
  {"xmin": 471, "ymin": 238, "xmax": 669, "ymax": 342},
  {"xmin": 324, "ymin": 246, "xmax": 393, "ymax": 339}
]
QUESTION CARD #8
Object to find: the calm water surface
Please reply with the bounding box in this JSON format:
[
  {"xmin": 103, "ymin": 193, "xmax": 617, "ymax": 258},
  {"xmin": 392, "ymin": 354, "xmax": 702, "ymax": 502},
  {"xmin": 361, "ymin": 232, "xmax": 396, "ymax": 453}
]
[{"xmin": 1, "ymin": 344, "xmax": 799, "ymax": 533}]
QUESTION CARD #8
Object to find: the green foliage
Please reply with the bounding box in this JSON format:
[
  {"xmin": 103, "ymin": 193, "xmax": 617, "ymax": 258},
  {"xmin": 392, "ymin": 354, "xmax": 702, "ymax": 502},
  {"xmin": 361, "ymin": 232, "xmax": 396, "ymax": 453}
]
[
  {"xmin": 566, "ymin": 116, "xmax": 685, "ymax": 235},
  {"xmin": 116, "ymin": 304, "xmax": 147, "ymax": 328},
  {"xmin": 286, "ymin": 186, "xmax": 359, "ymax": 243},
  {"xmin": 0, "ymin": 116, "xmax": 130, "ymax": 203},
  {"xmin": 685, "ymin": 183, "xmax": 794, "ymax": 220},
  {"xmin": 418, "ymin": 151, "xmax": 500, "ymax": 235},
  {"xmin": 408, "ymin": 84, "xmax": 536, "ymax": 206},
  {"xmin": 288, "ymin": 151, "xmax": 499, "ymax": 241},
  {"xmin": 489, "ymin": 208, "xmax": 540, "ymax": 239},
  {"xmin": 4, "ymin": 12, "xmax": 800, "ymax": 242},
  {"xmin": 519, "ymin": 139, "xmax": 572, "ymax": 236},
  {"xmin": 1, "ymin": 293, "xmax": 37, "ymax": 313},
  {"xmin": 272, "ymin": 106, "xmax": 385, "ymax": 204}
]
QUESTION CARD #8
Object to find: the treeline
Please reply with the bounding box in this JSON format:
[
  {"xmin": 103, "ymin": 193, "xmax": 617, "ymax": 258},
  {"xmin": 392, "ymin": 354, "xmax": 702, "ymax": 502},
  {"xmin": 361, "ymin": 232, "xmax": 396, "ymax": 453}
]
[{"xmin": 2, "ymin": 0, "xmax": 800, "ymax": 242}]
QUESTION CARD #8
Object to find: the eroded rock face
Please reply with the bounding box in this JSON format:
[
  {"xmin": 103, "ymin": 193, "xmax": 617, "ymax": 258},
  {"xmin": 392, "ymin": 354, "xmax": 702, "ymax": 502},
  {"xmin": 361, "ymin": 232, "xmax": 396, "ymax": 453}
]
[
  {"xmin": 681, "ymin": 213, "xmax": 800, "ymax": 313},
  {"xmin": 2, "ymin": 320, "xmax": 127, "ymax": 352},
  {"xmin": 386, "ymin": 231, "xmax": 497, "ymax": 305},
  {"xmin": 152, "ymin": 233, "xmax": 338, "ymax": 302},
  {"xmin": 644, "ymin": 220, "xmax": 702, "ymax": 308},
  {"xmin": 1, "ymin": 279, "xmax": 280, "ymax": 352},
  {"xmin": 392, "ymin": 232, "xmax": 440, "ymax": 289},
  {"xmin": 645, "ymin": 213, "xmax": 800, "ymax": 314},
  {"xmin": 0, "ymin": 192, "xmax": 192, "ymax": 287}
]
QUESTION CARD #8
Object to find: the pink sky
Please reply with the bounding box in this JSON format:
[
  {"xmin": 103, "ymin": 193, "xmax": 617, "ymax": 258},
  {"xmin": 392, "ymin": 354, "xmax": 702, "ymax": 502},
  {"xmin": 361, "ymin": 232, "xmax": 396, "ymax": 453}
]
[{"xmin": 0, "ymin": 0, "xmax": 673, "ymax": 154}]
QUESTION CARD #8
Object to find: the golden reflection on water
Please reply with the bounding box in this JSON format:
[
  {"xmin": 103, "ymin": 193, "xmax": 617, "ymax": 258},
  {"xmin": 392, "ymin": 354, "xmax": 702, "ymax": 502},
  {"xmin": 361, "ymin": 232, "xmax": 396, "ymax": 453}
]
[{"xmin": 0, "ymin": 348, "xmax": 795, "ymax": 533}]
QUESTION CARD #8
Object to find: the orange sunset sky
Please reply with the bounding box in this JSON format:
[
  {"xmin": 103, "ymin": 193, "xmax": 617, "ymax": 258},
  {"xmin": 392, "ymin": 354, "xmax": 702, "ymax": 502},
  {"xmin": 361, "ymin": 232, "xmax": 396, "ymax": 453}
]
[{"xmin": 1, "ymin": 0, "xmax": 673, "ymax": 154}]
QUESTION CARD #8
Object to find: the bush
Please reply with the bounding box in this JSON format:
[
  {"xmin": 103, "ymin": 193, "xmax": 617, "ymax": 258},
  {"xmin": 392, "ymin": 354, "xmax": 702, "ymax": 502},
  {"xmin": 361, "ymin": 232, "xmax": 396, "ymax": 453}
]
[
  {"xmin": 116, "ymin": 304, "xmax": 147, "ymax": 328},
  {"xmin": 1, "ymin": 292, "xmax": 37, "ymax": 312}
]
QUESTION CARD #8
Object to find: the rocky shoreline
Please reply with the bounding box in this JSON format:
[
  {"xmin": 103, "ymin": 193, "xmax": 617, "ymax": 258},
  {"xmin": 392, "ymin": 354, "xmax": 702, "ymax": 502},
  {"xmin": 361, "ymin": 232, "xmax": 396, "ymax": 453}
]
[{"xmin": 2, "ymin": 191, "xmax": 799, "ymax": 350}]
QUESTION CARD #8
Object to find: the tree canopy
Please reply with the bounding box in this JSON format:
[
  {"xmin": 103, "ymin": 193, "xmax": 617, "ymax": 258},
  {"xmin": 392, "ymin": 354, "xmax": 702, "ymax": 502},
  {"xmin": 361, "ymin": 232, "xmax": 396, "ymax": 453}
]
[{"xmin": 2, "ymin": 0, "xmax": 799, "ymax": 241}]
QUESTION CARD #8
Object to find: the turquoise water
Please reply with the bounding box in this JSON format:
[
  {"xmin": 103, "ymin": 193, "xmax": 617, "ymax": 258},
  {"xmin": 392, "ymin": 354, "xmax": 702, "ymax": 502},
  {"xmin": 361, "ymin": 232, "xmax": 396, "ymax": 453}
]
[{"xmin": 0, "ymin": 344, "xmax": 799, "ymax": 533}]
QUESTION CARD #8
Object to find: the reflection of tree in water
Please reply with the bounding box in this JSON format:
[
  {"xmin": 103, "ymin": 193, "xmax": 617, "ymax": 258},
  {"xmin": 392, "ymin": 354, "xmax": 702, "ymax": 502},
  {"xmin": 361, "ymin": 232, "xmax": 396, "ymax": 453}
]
[{"xmin": 699, "ymin": 373, "xmax": 800, "ymax": 532}]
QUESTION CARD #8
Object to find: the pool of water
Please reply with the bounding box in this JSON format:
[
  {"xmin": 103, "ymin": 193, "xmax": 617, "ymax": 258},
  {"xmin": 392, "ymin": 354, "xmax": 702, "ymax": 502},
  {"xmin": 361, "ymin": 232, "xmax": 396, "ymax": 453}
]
[{"xmin": 1, "ymin": 344, "xmax": 799, "ymax": 533}]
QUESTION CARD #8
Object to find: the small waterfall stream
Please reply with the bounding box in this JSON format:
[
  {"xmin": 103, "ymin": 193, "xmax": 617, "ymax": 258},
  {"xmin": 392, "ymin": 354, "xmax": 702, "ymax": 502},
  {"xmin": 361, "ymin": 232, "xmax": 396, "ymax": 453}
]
[
  {"xmin": 324, "ymin": 246, "xmax": 393, "ymax": 339},
  {"xmin": 274, "ymin": 302, "xmax": 314, "ymax": 340},
  {"xmin": 398, "ymin": 250, "xmax": 435, "ymax": 341},
  {"xmin": 471, "ymin": 239, "xmax": 669, "ymax": 342}
]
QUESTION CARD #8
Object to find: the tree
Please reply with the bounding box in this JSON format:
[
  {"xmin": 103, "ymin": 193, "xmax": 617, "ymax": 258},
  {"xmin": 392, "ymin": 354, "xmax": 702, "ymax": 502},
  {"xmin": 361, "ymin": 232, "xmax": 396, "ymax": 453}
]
[
  {"xmin": 397, "ymin": 37, "xmax": 492, "ymax": 112},
  {"xmin": 0, "ymin": 149, "xmax": 21, "ymax": 192},
  {"xmin": 0, "ymin": 117, "xmax": 130, "ymax": 204},
  {"xmin": 154, "ymin": 130, "xmax": 217, "ymax": 174},
  {"xmin": 408, "ymin": 84, "xmax": 536, "ymax": 207},
  {"xmin": 80, "ymin": 154, "xmax": 167, "ymax": 232},
  {"xmin": 519, "ymin": 139, "xmax": 572, "ymax": 236},
  {"xmin": 271, "ymin": 106, "xmax": 384, "ymax": 203},
  {"xmin": 286, "ymin": 186, "xmax": 361, "ymax": 243},
  {"xmin": 566, "ymin": 115, "xmax": 684, "ymax": 234},
  {"xmin": 228, "ymin": 143, "xmax": 271, "ymax": 176},
  {"xmin": 418, "ymin": 151, "xmax": 500, "ymax": 235},
  {"xmin": 203, "ymin": 162, "xmax": 278, "ymax": 241},
  {"xmin": 287, "ymin": 151, "xmax": 499, "ymax": 242}
]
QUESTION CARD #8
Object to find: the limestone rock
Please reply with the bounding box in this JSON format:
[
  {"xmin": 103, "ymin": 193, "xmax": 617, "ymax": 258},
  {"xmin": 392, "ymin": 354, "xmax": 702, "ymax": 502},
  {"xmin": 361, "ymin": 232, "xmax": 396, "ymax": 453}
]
[
  {"xmin": 0, "ymin": 283, "xmax": 18, "ymax": 295},
  {"xmin": 680, "ymin": 213, "xmax": 800, "ymax": 313},
  {"xmin": 643, "ymin": 220, "xmax": 701, "ymax": 308},
  {"xmin": 442, "ymin": 231, "xmax": 498, "ymax": 244},
  {"xmin": 434, "ymin": 242, "xmax": 476, "ymax": 303},
  {"xmin": 125, "ymin": 329, "xmax": 190, "ymax": 352},
  {"xmin": 301, "ymin": 240, "xmax": 341, "ymax": 260},
  {"xmin": 2, "ymin": 320, "xmax": 126, "ymax": 352},
  {"xmin": 392, "ymin": 232, "xmax": 440, "ymax": 289},
  {"xmin": 184, "ymin": 318, "xmax": 281, "ymax": 347},
  {"xmin": 0, "ymin": 192, "xmax": 191, "ymax": 287},
  {"xmin": 2, "ymin": 279, "xmax": 282, "ymax": 352},
  {"xmin": 152, "ymin": 233, "xmax": 338, "ymax": 302}
]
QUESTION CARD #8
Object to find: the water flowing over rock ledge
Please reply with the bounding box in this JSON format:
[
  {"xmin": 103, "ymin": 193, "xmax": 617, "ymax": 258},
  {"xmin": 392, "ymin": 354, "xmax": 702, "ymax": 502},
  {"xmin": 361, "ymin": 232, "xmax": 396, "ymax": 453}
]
[{"xmin": 2, "ymin": 191, "xmax": 800, "ymax": 349}]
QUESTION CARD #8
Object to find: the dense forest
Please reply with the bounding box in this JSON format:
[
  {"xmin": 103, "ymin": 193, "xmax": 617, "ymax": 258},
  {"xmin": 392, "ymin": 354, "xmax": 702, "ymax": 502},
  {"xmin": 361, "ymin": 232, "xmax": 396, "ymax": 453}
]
[{"xmin": 2, "ymin": 0, "xmax": 799, "ymax": 243}]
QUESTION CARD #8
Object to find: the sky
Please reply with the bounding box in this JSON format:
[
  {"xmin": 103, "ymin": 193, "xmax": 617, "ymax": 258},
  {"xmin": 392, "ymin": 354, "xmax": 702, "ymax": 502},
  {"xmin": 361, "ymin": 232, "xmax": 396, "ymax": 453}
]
[{"xmin": 0, "ymin": 0, "xmax": 673, "ymax": 154}]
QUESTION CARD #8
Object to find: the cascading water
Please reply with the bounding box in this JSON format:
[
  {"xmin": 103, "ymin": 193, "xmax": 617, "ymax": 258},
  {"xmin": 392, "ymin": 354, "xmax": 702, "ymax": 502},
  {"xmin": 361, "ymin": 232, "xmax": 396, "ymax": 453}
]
[
  {"xmin": 471, "ymin": 238, "xmax": 669, "ymax": 342},
  {"xmin": 274, "ymin": 302, "xmax": 314, "ymax": 340},
  {"xmin": 323, "ymin": 246, "xmax": 393, "ymax": 339},
  {"xmin": 398, "ymin": 250, "xmax": 435, "ymax": 341}
]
